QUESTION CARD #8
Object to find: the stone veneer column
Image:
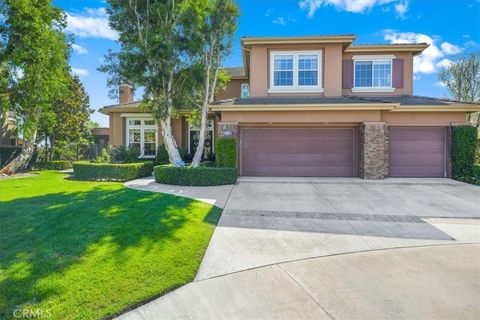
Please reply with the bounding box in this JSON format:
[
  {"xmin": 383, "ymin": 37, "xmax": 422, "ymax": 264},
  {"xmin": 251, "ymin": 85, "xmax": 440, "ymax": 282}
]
[
  {"xmin": 218, "ymin": 122, "xmax": 239, "ymax": 139},
  {"xmin": 359, "ymin": 122, "xmax": 388, "ymax": 180}
]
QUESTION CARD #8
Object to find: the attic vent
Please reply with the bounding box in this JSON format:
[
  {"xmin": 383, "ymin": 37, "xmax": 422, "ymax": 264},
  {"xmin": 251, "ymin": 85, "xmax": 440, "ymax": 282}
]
[{"xmin": 241, "ymin": 83, "xmax": 250, "ymax": 98}]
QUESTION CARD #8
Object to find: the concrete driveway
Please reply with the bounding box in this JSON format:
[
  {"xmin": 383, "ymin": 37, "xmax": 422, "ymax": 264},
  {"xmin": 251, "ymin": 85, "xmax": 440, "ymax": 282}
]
[
  {"xmin": 119, "ymin": 244, "xmax": 480, "ymax": 320},
  {"xmin": 197, "ymin": 177, "xmax": 480, "ymax": 279},
  {"xmin": 121, "ymin": 177, "xmax": 480, "ymax": 320}
]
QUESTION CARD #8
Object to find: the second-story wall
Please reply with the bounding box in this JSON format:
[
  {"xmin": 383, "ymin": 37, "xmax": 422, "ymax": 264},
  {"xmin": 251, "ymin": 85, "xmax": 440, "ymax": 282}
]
[
  {"xmin": 249, "ymin": 43, "xmax": 345, "ymax": 97},
  {"xmin": 341, "ymin": 51, "xmax": 414, "ymax": 96}
]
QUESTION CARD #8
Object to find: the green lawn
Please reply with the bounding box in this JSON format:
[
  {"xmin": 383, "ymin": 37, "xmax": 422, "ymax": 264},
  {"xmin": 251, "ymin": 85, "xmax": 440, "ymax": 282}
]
[{"xmin": 0, "ymin": 171, "xmax": 221, "ymax": 319}]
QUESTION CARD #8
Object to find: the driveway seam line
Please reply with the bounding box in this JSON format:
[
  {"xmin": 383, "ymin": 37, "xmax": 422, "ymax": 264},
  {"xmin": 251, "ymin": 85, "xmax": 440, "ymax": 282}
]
[
  {"xmin": 194, "ymin": 242, "xmax": 474, "ymax": 283},
  {"xmin": 308, "ymin": 181, "xmax": 374, "ymax": 250},
  {"xmin": 277, "ymin": 264, "xmax": 336, "ymax": 320}
]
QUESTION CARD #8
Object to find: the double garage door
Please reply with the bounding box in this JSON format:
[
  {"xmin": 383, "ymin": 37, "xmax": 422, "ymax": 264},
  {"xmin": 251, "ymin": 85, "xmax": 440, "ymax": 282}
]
[{"xmin": 240, "ymin": 127, "xmax": 446, "ymax": 178}]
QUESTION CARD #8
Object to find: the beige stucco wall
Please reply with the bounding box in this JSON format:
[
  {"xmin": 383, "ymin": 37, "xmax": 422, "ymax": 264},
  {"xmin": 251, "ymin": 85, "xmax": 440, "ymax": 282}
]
[
  {"xmin": 249, "ymin": 43, "xmax": 344, "ymax": 97},
  {"xmin": 342, "ymin": 51, "xmax": 414, "ymax": 96},
  {"xmin": 220, "ymin": 110, "xmax": 468, "ymax": 127},
  {"xmin": 217, "ymin": 78, "xmax": 246, "ymax": 101},
  {"xmin": 381, "ymin": 111, "xmax": 466, "ymax": 125},
  {"xmin": 109, "ymin": 113, "xmax": 124, "ymax": 146},
  {"xmin": 221, "ymin": 110, "xmax": 382, "ymax": 123}
]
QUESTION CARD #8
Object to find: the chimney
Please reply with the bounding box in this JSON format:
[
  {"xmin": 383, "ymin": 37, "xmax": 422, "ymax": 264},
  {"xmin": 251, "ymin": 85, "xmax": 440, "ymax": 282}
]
[{"xmin": 119, "ymin": 84, "xmax": 133, "ymax": 104}]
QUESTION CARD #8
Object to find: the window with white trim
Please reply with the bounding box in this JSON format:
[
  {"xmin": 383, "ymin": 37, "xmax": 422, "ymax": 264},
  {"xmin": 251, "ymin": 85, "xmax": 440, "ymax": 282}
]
[
  {"xmin": 354, "ymin": 59, "xmax": 392, "ymax": 89},
  {"xmin": 126, "ymin": 118, "xmax": 158, "ymax": 157},
  {"xmin": 270, "ymin": 51, "xmax": 323, "ymax": 93}
]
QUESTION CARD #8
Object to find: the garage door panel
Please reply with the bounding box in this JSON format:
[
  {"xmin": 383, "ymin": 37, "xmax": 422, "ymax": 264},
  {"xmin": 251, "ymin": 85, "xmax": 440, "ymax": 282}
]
[
  {"xmin": 241, "ymin": 128, "xmax": 355, "ymax": 177},
  {"xmin": 389, "ymin": 127, "xmax": 446, "ymax": 177}
]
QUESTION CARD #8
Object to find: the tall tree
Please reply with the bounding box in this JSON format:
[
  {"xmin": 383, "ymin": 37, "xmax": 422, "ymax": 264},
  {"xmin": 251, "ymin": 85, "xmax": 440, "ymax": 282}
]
[
  {"xmin": 38, "ymin": 74, "xmax": 92, "ymax": 160},
  {"xmin": 185, "ymin": 0, "xmax": 239, "ymax": 167},
  {"xmin": 101, "ymin": 0, "xmax": 194, "ymax": 165},
  {"xmin": 0, "ymin": 0, "xmax": 70, "ymax": 174},
  {"xmin": 438, "ymin": 52, "xmax": 480, "ymax": 128}
]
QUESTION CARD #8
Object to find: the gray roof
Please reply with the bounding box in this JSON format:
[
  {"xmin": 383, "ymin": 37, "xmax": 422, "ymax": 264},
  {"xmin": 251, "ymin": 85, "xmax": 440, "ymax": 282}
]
[
  {"xmin": 224, "ymin": 66, "xmax": 246, "ymax": 78},
  {"xmin": 233, "ymin": 96, "xmax": 375, "ymax": 105},
  {"xmin": 231, "ymin": 95, "xmax": 472, "ymax": 106}
]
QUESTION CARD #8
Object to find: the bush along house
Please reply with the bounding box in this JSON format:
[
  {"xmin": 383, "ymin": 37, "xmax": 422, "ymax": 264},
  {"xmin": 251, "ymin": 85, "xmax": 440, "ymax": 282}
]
[{"xmin": 100, "ymin": 34, "xmax": 480, "ymax": 179}]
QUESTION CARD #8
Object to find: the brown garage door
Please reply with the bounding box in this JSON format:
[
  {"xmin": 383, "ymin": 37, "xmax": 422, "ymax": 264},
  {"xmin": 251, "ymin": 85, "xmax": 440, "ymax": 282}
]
[
  {"xmin": 389, "ymin": 127, "xmax": 446, "ymax": 177},
  {"xmin": 241, "ymin": 128, "xmax": 356, "ymax": 177}
]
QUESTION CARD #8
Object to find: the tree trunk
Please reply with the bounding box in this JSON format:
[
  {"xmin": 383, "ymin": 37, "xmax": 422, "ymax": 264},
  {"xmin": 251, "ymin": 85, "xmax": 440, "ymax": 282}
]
[
  {"xmin": 0, "ymin": 132, "xmax": 36, "ymax": 175},
  {"xmin": 191, "ymin": 57, "xmax": 212, "ymax": 168},
  {"xmin": 160, "ymin": 74, "xmax": 183, "ymax": 166},
  {"xmin": 160, "ymin": 118, "xmax": 182, "ymax": 165}
]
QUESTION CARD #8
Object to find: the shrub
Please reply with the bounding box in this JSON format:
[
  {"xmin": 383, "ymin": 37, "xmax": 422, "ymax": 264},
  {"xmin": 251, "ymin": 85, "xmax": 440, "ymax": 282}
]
[
  {"xmin": 73, "ymin": 161, "xmax": 154, "ymax": 181},
  {"xmin": 215, "ymin": 138, "xmax": 237, "ymax": 167},
  {"xmin": 155, "ymin": 144, "xmax": 188, "ymax": 164},
  {"xmin": 451, "ymin": 126, "xmax": 478, "ymax": 177},
  {"xmin": 34, "ymin": 160, "xmax": 72, "ymax": 170},
  {"xmin": 94, "ymin": 148, "xmax": 111, "ymax": 164},
  {"xmin": 455, "ymin": 165, "xmax": 480, "ymax": 186},
  {"xmin": 154, "ymin": 165, "xmax": 237, "ymax": 186},
  {"xmin": 124, "ymin": 146, "xmax": 141, "ymax": 163}
]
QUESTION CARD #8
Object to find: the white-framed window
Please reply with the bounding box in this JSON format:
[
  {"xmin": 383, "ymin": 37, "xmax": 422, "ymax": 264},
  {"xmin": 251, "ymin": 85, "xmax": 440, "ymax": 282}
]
[
  {"xmin": 352, "ymin": 55, "xmax": 394, "ymax": 92},
  {"xmin": 269, "ymin": 51, "xmax": 323, "ymax": 93},
  {"xmin": 126, "ymin": 118, "xmax": 158, "ymax": 158},
  {"xmin": 188, "ymin": 120, "xmax": 214, "ymax": 159}
]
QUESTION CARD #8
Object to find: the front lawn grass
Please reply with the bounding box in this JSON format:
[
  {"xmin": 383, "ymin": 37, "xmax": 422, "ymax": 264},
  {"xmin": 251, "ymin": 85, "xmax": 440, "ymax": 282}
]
[{"xmin": 0, "ymin": 171, "xmax": 221, "ymax": 319}]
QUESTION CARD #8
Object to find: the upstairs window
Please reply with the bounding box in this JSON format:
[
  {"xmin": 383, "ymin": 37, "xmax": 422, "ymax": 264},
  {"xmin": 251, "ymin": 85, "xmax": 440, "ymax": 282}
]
[
  {"xmin": 298, "ymin": 54, "xmax": 318, "ymax": 86},
  {"xmin": 273, "ymin": 55, "xmax": 293, "ymax": 86},
  {"xmin": 353, "ymin": 57, "xmax": 392, "ymax": 91},
  {"xmin": 270, "ymin": 51, "xmax": 323, "ymax": 93}
]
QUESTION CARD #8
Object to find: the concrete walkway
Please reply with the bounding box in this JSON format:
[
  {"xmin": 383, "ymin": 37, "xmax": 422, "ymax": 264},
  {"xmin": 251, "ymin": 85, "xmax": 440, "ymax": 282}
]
[
  {"xmin": 118, "ymin": 244, "xmax": 480, "ymax": 320},
  {"xmin": 125, "ymin": 177, "xmax": 234, "ymax": 208}
]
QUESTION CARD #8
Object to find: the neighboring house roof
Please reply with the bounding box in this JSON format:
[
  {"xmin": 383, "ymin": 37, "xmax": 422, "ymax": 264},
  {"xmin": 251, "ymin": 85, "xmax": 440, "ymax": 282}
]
[
  {"xmin": 224, "ymin": 66, "xmax": 247, "ymax": 79},
  {"xmin": 92, "ymin": 127, "xmax": 109, "ymax": 136}
]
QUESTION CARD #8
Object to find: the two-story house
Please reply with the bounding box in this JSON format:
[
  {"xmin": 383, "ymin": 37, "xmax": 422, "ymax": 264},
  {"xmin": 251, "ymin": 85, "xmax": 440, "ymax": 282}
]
[{"xmin": 100, "ymin": 34, "xmax": 480, "ymax": 179}]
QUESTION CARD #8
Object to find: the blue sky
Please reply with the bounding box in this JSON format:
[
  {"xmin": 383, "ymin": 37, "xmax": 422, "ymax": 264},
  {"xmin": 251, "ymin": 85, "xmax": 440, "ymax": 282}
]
[{"xmin": 54, "ymin": 0, "xmax": 480, "ymax": 127}]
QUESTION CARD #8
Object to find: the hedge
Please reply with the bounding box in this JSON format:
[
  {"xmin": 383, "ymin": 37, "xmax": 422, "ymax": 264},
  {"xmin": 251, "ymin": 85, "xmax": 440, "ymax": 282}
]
[
  {"xmin": 73, "ymin": 161, "xmax": 154, "ymax": 181},
  {"xmin": 215, "ymin": 138, "xmax": 237, "ymax": 167},
  {"xmin": 34, "ymin": 160, "xmax": 72, "ymax": 170},
  {"xmin": 451, "ymin": 126, "xmax": 478, "ymax": 177},
  {"xmin": 455, "ymin": 165, "xmax": 480, "ymax": 186},
  {"xmin": 154, "ymin": 165, "xmax": 237, "ymax": 186}
]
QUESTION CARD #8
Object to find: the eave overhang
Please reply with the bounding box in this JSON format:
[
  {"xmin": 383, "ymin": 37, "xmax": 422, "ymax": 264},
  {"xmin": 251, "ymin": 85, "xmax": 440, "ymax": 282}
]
[
  {"xmin": 209, "ymin": 103, "xmax": 396, "ymax": 112},
  {"xmin": 344, "ymin": 44, "xmax": 429, "ymax": 56}
]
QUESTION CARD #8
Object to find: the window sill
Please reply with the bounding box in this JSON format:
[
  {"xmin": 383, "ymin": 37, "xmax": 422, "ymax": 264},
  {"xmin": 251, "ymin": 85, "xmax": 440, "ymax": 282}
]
[
  {"xmin": 351, "ymin": 87, "xmax": 395, "ymax": 93},
  {"xmin": 268, "ymin": 87, "xmax": 324, "ymax": 94}
]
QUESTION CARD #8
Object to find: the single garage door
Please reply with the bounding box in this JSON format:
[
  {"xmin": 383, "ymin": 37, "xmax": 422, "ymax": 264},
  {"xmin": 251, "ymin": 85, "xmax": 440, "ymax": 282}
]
[
  {"xmin": 389, "ymin": 127, "xmax": 446, "ymax": 177},
  {"xmin": 241, "ymin": 127, "xmax": 356, "ymax": 177}
]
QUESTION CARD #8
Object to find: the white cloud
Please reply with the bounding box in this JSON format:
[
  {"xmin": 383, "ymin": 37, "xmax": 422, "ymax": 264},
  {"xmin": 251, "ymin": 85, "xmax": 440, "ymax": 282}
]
[
  {"xmin": 436, "ymin": 58, "xmax": 452, "ymax": 69},
  {"xmin": 71, "ymin": 43, "xmax": 88, "ymax": 55},
  {"xmin": 272, "ymin": 16, "xmax": 286, "ymax": 25},
  {"xmin": 65, "ymin": 7, "xmax": 118, "ymax": 40},
  {"xmin": 71, "ymin": 67, "xmax": 89, "ymax": 77},
  {"xmin": 299, "ymin": 0, "xmax": 400, "ymax": 17},
  {"xmin": 383, "ymin": 30, "xmax": 463, "ymax": 74},
  {"xmin": 435, "ymin": 81, "xmax": 446, "ymax": 88},
  {"xmin": 440, "ymin": 42, "xmax": 463, "ymax": 55},
  {"xmin": 465, "ymin": 40, "xmax": 480, "ymax": 48},
  {"xmin": 394, "ymin": 0, "xmax": 409, "ymax": 19}
]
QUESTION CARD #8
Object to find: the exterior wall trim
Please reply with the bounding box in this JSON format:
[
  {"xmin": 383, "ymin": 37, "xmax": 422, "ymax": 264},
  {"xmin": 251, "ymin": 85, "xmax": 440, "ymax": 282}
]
[{"xmin": 211, "ymin": 104, "xmax": 396, "ymax": 112}]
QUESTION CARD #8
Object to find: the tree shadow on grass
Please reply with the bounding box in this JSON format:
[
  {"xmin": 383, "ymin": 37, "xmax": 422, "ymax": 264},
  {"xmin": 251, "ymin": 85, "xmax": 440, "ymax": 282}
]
[{"xmin": 0, "ymin": 185, "xmax": 221, "ymax": 319}]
